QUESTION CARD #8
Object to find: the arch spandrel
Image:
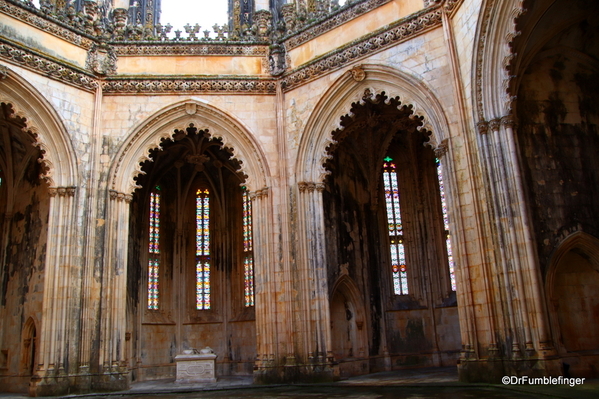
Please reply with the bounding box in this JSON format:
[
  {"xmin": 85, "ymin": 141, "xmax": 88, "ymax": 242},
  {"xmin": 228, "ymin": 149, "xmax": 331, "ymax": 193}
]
[
  {"xmin": 110, "ymin": 100, "xmax": 271, "ymax": 195},
  {"xmin": 295, "ymin": 64, "xmax": 451, "ymax": 184},
  {"xmin": 0, "ymin": 65, "xmax": 79, "ymax": 188}
]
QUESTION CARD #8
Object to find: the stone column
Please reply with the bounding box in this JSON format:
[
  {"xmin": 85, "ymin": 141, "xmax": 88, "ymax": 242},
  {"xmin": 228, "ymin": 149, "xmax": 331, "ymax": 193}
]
[
  {"xmin": 501, "ymin": 115, "xmax": 554, "ymax": 356},
  {"xmin": 296, "ymin": 181, "xmax": 333, "ymax": 374},
  {"xmin": 34, "ymin": 187, "xmax": 76, "ymax": 386},
  {"xmin": 250, "ymin": 187, "xmax": 277, "ymax": 376},
  {"xmin": 488, "ymin": 118, "xmax": 524, "ymax": 357},
  {"xmin": 98, "ymin": 190, "xmax": 132, "ymax": 387}
]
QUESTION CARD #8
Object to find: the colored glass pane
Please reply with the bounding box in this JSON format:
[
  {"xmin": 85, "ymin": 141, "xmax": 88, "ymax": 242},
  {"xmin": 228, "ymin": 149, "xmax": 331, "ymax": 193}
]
[
  {"xmin": 436, "ymin": 158, "xmax": 456, "ymax": 292},
  {"xmin": 243, "ymin": 188, "xmax": 253, "ymax": 252},
  {"xmin": 243, "ymin": 188, "xmax": 255, "ymax": 307},
  {"xmin": 383, "ymin": 159, "xmax": 408, "ymax": 295},
  {"xmin": 148, "ymin": 187, "xmax": 161, "ymax": 310},
  {"xmin": 244, "ymin": 256, "xmax": 255, "ymax": 307},
  {"xmin": 196, "ymin": 188, "xmax": 211, "ymax": 309}
]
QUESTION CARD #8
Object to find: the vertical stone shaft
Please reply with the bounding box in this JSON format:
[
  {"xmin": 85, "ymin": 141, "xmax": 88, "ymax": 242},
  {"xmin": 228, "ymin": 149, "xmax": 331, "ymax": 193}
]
[
  {"xmin": 297, "ymin": 182, "xmax": 332, "ymax": 364},
  {"xmin": 502, "ymin": 116, "xmax": 552, "ymax": 351},
  {"xmin": 491, "ymin": 119, "xmax": 531, "ymax": 353},
  {"xmin": 38, "ymin": 187, "xmax": 76, "ymax": 372},
  {"xmin": 252, "ymin": 188, "xmax": 276, "ymax": 369},
  {"xmin": 101, "ymin": 191, "xmax": 131, "ymax": 372},
  {"xmin": 275, "ymin": 81, "xmax": 295, "ymax": 362},
  {"xmin": 441, "ymin": 8, "xmax": 488, "ymax": 358}
]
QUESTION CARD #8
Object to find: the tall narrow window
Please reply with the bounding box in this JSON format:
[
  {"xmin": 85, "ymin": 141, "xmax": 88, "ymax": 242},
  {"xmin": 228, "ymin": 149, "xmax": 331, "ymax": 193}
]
[
  {"xmin": 148, "ymin": 186, "xmax": 161, "ymax": 310},
  {"xmin": 196, "ymin": 188, "xmax": 211, "ymax": 310},
  {"xmin": 383, "ymin": 157, "xmax": 408, "ymax": 295},
  {"xmin": 242, "ymin": 187, "xmax": 254, "ymax": 307},
  {"xmin": 436, "ymin": 158, "xmax": 456, "ymax": 291}
]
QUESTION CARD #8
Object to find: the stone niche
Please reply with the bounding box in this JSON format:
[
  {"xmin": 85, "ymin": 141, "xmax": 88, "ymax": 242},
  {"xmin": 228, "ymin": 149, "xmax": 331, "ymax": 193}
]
[{"xmin": 175, "ymin": 347, "xmax": 217, "ymax": 383}]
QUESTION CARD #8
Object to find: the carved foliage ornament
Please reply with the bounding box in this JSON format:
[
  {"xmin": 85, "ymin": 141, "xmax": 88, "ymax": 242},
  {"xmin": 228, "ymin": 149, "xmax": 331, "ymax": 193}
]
[
  {"xmin": 281, "ymin": 6, "xmax": 443, "ymax": 91},
  {"xmin": 0, "ymin": 40, "xmax": 98, "ymax": 91},
  {"xmin": 101, "ymin": 78, "xmax": 277, "ymax": 95},
  {"xmin": 348, "ymin": 65, "xmax": 366, "ymax": 81},
  {"xmin": 86, "ymin": 43, "xmax": 117, "ymax": 76}
]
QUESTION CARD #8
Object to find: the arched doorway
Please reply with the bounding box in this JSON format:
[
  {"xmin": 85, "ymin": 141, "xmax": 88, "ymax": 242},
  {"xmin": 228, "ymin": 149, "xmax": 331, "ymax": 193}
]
[
  {"xmin": 128, "ymin": 124, "xmax": 256, "ymax": 381},
  {"xmin": 330, "ymin": 276, "xmax": 367, "ymax": 377},
  {"xmin": 548, "ymin": 233, "xmax": 599, "ymax": 377}
]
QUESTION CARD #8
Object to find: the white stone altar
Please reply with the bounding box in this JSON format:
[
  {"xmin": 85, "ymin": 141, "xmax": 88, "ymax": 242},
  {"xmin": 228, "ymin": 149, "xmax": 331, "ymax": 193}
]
[{"xmin": 175, "ymin": 347, "xmax": 217, "ymax": 383}]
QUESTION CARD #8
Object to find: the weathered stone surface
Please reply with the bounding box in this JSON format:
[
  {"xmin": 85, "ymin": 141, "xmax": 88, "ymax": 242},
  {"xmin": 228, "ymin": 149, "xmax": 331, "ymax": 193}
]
[{"xmin": 0, "ymin": 0, "xmax": 598, "ymax": 395}]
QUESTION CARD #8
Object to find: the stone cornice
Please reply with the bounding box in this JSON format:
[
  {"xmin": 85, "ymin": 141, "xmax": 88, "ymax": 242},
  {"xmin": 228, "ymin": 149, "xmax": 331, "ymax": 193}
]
[
  {"xmin": 111, "ymin": 43, "xmax": 270, "ymax": 57},
  {"xmin": 101, "ymin": 76, "xmax": 277, "ymax": 95},
  {"xmin": 0, "ymin": 1, "xmax": 464, "ymax": 95},
  {"xmin": 281, "ymin": 5, "xmax": 444, "ymax": 92},
  {"xmin": 0, "ymin": 0, "xmax": 93, "ymax": 49},
  {"xmin": 283, "ymin": 0, "xmax": 392, "ymax": 51},
  {"xmin": 0, "ymin": 37, "xmax": 98, "ymax": 91}
]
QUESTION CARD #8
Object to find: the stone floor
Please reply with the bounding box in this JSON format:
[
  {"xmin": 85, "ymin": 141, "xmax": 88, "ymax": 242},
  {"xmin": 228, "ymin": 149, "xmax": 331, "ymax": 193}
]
[{"xmin": 1, "ymin": 367, "xmax": 598, "ymax": 398}]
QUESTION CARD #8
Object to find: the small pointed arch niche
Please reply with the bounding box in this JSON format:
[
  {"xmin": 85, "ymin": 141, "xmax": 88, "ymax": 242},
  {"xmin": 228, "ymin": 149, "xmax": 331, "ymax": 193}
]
[{"xmin": 21, "ymin": 317, "xmax": 37, "ymax": 376}]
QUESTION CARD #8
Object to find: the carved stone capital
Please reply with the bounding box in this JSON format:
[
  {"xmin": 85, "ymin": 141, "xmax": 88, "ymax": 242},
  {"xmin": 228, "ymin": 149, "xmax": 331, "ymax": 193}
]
[
  {"xmin": 476, "ymin": 121, "xmax": 489, "ymax": 135},
  {"xmin": 434, "ymin": 138, "xmax": 449, "ymax": 159},
  {"xmin": 298, "ymin": 181, "xmax": 317, "ymax": 193},
  {"xmin": 489, "ymin": 118, "xmax": 501, "ymax": 132},
  {"xmin": 251, "ymin": 187, "xmax": 269, "ymax": 199},
  {"xmin": 66, "ymin": 187, "xmax": 76, "ymax": 197},
  {"xmin": 257, "ymin": 188, "xmax": 268, "ymax": 199},
  {"xmin": 501, "ymin": 114, "xmax": 516, "ymax": 129}
]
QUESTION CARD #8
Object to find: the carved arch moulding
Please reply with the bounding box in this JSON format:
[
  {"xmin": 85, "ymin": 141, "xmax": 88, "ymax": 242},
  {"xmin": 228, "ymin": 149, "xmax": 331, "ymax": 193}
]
[
  {"xmin": 295, "ymin": 64, "xmax": 452, "ymax": 184},
  {"xmin": 473, "ymin": 0, "xmax": 525, "ymax": 122},
  {"xmin": 0, "ymin": 64, "xmax": 79, "ymax": 188},
  {"xmin": 109, "ymin": 100, "xmax": 271, "ymax": 195}
]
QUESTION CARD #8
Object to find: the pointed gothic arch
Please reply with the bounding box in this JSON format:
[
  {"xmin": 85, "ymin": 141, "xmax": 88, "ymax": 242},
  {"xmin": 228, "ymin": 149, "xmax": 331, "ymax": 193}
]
[
  {"xmin": 109, "ymin": 99, "xmax": 271, "ymax": 195},
  {"xmin": 472, "ymin": 0, "xmax": 525, "ymax": 121},
  {"xmin": 102, "ymin": 100, "xmax": 273, "ymax": 379},
  {"xmin": 295, "ymin": 64, "xmax": 451, "ymax": 184},
  {"xmin": 0, "ymin": 65, "xmax": 79, "ymax": 188},
  {"xmin": 292, "ymin": 67, "xmax": 460, "ymax": 376}
]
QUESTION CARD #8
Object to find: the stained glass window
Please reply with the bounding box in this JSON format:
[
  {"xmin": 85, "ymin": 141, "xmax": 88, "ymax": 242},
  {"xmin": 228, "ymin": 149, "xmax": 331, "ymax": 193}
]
[
  {"xmin": 196, "ymin": 188, "xmax": 211, "ymax": 310},
  {"xmin": 383, "ymin": 157, "xmax": 408, "ymax": 295},
  {"xmin": 242, "ymin": 188, "xmax": 254, "ymax": 307},
  {"xmin": 436, "ymin": 158, "xmax": 456, "ymax": 291},
  {"xmin": 148, "ymin": 187, "xmax": 161, "ymax": 310}
]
